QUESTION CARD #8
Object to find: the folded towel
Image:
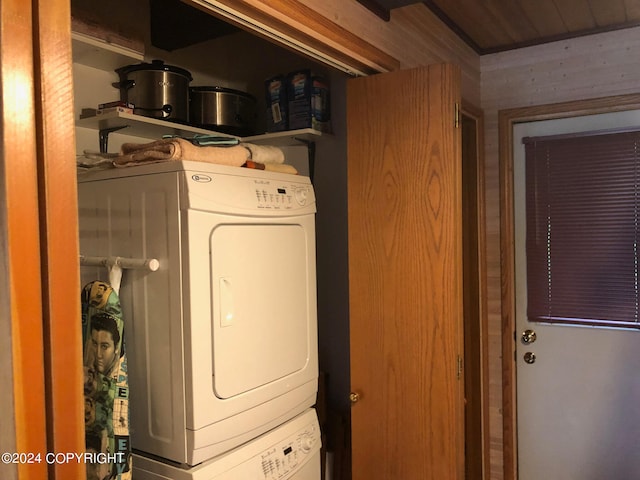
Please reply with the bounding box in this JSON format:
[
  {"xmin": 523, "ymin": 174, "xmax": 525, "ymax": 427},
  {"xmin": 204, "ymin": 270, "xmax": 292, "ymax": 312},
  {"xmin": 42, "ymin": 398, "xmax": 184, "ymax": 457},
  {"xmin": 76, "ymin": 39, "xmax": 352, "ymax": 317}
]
[
  {"xmin": 114, "ymin": 138, "xmax": 249, "ymax": 168},
  {"xmin": 241, "ymin": 143, "xmax": 285, "ymax": 164},
  {"xmin": 77, "ymin": 150, "xmax": 118, "ymax": 172},
  {"xmin": 243, "ymin": 160, "xmax": 298, "ymax": 175},
  {"xmin": 265, "ymin": 163, "xmax": 298, "ymax": 174}
]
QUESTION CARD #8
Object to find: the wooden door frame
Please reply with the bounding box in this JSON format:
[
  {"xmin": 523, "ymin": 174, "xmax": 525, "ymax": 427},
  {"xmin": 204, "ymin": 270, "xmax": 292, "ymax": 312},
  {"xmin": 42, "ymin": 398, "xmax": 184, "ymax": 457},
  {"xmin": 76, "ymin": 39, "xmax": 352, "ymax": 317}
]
[
  {"xmin": 0, "ymin": 0, "xmax": 48, "ymax": 477},
  {"xmin": 461, "ymin": 102, "xmax": 490, "ymax": 480},
  {"xmin": 499, "ymin": 92, "xmax": 640, "ymax": 480},
  {"xmin": 1, "ymin": 0, "xmax": 86, "ymax": 477},
  {"xmin": 34, "ymin": 0, "xmax": 86, "ymax": 477}
]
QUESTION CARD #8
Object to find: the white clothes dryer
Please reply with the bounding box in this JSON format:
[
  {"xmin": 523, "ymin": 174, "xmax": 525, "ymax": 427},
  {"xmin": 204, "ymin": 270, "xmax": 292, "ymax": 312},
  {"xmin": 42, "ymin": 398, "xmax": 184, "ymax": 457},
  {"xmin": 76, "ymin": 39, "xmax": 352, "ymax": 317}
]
[
  {"xmin": 78, "ymin": 161, "xmax": 318, "ymax": 466},
  {"xmin": 132, "ymin": 408, "xmax": 322, "ymax": 480}
]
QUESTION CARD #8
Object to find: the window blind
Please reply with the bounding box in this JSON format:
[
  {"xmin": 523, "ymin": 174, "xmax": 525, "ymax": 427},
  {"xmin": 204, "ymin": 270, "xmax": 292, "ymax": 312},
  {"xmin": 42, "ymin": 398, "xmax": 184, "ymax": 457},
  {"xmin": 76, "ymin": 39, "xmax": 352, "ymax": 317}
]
[{"xmin": 524, "ymin": 129, "xmax": 640, "ymax": 329}]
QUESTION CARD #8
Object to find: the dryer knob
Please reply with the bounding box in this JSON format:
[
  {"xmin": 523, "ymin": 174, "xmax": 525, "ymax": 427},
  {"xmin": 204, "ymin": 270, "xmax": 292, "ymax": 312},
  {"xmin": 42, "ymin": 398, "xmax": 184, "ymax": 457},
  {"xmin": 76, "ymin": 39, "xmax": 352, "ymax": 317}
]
[
  {"xmin": 294, "ymin": 187, "xmax": 308, "ymax": 206},
  {"xmin": 301, "ymin": 435, "xmax": 314, "ymax": 452}
]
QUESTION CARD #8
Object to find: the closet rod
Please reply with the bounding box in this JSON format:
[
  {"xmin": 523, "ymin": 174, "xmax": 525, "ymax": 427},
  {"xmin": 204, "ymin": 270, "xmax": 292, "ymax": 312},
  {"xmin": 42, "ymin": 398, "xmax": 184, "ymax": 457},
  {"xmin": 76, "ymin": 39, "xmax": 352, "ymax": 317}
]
[{"xmin": 79, "ymin": 255, "xmax": 160, "ymax": 272}]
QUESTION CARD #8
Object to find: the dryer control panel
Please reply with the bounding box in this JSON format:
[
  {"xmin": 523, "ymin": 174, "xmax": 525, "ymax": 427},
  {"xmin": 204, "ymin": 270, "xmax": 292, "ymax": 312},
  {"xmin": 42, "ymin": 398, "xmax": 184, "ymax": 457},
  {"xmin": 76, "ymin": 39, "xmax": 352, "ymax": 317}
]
[
  {"xmin": 183, "ymin": 168, "xmax": 316, "ymax": 216},
  {"xmin": 255, "ymin": 184, "xmax": 312, "ymax": 208},
  {"xmin": 78, "ymin": 160, "xmax": 316, "ymax": 216}
]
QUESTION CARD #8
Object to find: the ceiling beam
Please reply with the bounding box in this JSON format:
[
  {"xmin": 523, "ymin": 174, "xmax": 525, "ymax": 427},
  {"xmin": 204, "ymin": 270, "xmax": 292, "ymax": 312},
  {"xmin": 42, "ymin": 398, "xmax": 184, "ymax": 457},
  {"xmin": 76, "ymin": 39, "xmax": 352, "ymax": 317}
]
[{"xmin": 355, "ymin": 0, "xmax": 390, "ymax": 22}]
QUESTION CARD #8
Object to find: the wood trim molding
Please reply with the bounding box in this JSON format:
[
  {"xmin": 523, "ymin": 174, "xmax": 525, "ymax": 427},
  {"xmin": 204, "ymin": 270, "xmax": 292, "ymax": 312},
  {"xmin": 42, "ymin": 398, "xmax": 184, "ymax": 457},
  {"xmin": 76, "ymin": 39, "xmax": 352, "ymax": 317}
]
[
  {"xmin": 0, "ymin": 0, "xmax": 48, "ymax": 477},
  {"xmin": 461, "ymin": 101, "xmax": 490, "ymax": 480},
  {"xmin": 33, "ymin": 0, "xmax": 85, "ymax": 476},
  {"xmin": 189, "ymin": 0, "xmax": 400, "ymax": 75},
  {"xmin": 499, "ymin": 108, "xmax": 517, "ymax": 480},
  {"xmin": 499, "ymin": 93, "xmax": 640, "ymax": 480}
]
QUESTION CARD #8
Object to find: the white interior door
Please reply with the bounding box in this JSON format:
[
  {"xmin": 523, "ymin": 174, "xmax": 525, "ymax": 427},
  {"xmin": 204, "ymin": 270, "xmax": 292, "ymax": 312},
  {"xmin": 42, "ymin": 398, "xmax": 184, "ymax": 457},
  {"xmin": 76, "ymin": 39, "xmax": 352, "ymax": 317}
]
[{"xmin": 514, "ymin": 111, "xmax": 640, "ymax": 479}]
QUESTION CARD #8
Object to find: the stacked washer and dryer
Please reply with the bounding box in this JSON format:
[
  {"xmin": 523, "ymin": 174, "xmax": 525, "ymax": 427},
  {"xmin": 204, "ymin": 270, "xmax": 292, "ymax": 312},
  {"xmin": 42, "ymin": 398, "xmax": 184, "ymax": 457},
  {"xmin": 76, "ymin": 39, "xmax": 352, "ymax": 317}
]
[{"xmin": 78, "ymin": 160, "xmax": 321, "ymax": 479}]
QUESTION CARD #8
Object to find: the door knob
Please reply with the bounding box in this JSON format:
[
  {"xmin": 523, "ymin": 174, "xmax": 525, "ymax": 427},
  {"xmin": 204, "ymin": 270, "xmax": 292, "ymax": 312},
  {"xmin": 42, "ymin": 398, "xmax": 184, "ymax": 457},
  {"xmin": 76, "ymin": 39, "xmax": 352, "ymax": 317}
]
[
  {"xmin": 521, "ymin": 329, "xmax": 537, "ymax": 344},
  {"xmin": 349, "ymin": 392, "xmax": 361, "ymax": 404},
  {"xmin": 523, "ymin": 352, "xmax": 536, "ymax": 364}
]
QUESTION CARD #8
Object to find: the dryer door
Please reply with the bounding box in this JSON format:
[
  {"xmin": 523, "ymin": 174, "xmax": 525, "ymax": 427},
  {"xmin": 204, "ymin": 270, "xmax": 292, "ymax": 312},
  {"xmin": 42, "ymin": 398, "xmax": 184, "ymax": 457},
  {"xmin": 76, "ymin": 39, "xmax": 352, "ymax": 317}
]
[
  {"xmin": 210, "ymin": 223, "xmax": 309, "ymax": 398},
  {"xmin": 183, "ymin": 209, "xmax": 318, "ymax": 440}
]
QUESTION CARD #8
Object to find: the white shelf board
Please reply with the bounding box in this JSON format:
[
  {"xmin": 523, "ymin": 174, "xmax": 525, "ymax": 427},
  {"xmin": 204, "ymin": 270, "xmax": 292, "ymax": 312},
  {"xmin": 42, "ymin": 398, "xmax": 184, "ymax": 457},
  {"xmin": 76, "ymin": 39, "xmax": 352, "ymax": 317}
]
[
  {"xmin": 244, "ymin": 128, "xmax": 325, "ymax": 146},
  {"xmin": 72, "ymin": 32, "xmax": 144, "ymax": 71},
  {"xmin": 77, "ymin": 111, "xmax": 234, "ymax": 140},
  {"xmin": 76, "ymin": 111, "xmax": 327, "ymax": 146}
]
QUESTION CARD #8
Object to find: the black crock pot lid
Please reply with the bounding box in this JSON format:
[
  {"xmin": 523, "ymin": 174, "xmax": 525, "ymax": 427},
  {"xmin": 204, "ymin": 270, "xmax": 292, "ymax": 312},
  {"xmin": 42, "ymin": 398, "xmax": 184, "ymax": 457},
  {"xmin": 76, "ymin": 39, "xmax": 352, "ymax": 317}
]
[
  {"xmin": 116, "ymin": 60, "xmax": 193, "ymax": 81},
  {"xmin": 190, "ymin": 86, "xmax": 256, "ymax": 101}
]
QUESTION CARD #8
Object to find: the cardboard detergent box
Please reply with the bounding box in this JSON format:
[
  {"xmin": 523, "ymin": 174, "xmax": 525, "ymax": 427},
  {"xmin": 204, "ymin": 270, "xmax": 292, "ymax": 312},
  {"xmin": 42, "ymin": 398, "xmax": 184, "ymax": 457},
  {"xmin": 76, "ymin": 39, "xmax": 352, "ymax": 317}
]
[
  {"xmin": 265, "ymin": 75, "xmax": 288, "ymax": 132},
  {"xmin": 286, "ymin": 69, "xmax": 331, "ymax": 133}
]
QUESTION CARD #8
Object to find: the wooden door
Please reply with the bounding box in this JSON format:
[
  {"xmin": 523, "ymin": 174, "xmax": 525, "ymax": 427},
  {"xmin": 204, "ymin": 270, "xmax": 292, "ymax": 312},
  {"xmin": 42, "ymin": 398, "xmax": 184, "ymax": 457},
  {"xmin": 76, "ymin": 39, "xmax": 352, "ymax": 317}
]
[{"xmin": 347, "ymin": 64, "xmax": 464, "ymax": 480}]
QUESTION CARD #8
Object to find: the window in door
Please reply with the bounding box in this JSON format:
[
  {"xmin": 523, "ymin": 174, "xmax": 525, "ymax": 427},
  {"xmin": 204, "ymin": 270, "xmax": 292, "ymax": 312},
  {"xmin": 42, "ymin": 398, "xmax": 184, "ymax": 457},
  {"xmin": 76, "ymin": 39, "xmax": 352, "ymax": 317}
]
[{"xmin": 524, "ymin": 129, "xmax": 640, "ymax": 329}]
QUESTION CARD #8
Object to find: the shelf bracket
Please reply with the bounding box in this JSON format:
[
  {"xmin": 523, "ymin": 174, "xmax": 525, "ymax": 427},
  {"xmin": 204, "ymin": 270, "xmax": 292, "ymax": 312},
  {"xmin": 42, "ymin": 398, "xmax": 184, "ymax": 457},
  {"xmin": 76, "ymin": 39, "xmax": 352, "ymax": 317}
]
[
  {"xmin": 293, "ymin": 137, "xmax": 316, "ymax": 183},
  {"xmin": 99, "ymin": 125, "xmax": 129, "ymax": 153}
]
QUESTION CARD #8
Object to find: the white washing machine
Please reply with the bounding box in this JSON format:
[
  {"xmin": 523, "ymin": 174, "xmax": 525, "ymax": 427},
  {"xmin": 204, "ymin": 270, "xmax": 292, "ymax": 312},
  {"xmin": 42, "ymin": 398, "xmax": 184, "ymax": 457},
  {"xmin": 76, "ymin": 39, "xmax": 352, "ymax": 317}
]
[
  {"xmin": 132, "ymin": 408, "xmax": 321, "ymax": 480},
  {"xmin": 78, "ymin": 161, "xmax": 318, "ymax": 466}
]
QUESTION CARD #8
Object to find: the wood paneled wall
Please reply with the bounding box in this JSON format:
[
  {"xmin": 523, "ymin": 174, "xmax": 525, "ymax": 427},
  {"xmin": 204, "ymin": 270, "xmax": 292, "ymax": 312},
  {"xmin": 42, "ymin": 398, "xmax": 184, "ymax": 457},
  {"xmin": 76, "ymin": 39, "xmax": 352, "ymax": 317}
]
[
  {"xmin": 480, "ymin": 26, "xmax": 640, "ymax": 480},
  {"xmin": 298, "ymin": 1, "xmax": 481, "ymax": 105}
]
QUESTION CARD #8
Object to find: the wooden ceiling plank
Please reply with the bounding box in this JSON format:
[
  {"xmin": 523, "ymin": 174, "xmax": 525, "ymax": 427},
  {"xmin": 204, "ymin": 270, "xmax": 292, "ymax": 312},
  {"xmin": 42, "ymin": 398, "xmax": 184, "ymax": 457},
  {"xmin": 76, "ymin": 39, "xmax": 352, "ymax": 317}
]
[
  {"xmin": 428, "ymin": 0, "xmax": 518, "ymax": 50},
  {"xmin": 452, "ymin": 0, "xmax": 639, "ymax": 53},
  {"xmin": 518, "ymin": 0, "xmax": 570, "ymax": 37},
  {"xmin": 588, "ymin": 0, "xmax": 628, "ymax": 26},
  {"xmin": 553, "ymin": 0, "xmax": 597, "ymax": 31},
  {"xmin": 623, "ymin": 0, "xmax": 640, "ymax": 19},
  {"xmin": 385, "ymin": 0, "xmax": 640, "ymax": 53},
  {"xmin": 482, "ymin": 0, "xmax": 542, "ymax": 42}
]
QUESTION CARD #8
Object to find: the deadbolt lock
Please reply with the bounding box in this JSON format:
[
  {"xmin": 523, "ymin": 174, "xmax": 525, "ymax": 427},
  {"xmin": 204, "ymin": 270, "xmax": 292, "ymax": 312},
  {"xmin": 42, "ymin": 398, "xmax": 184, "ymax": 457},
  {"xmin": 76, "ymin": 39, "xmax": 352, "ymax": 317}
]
[
  {"xmin": 521, "ymin": 329, "xmax": 537, "ymax": 344},
  {"xmin": 349, "ymin": 392, "xmax": 361, "ymax": 404},
  {"xmin": 523, "ymin": 352, "xmax": 536, "ymax": 364}
]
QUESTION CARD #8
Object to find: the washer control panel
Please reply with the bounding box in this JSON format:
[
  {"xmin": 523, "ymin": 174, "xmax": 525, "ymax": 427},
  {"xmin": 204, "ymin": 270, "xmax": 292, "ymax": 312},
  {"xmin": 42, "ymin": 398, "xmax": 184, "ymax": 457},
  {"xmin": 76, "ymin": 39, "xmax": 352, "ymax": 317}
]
[
  {"xmin": 129, "ymin": 410, "xmax": 321, "ymax": 479},
  {"xmin": 259, "ymin": 418, "xmax": 320, "ymax": 479}
]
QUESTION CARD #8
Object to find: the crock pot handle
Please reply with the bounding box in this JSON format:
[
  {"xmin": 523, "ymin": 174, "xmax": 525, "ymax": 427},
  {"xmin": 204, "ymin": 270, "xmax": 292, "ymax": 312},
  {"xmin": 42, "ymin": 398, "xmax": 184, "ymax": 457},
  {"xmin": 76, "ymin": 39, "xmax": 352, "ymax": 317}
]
[
  {"xmin": 112, "ymin": 79, "xmax": 135, "ymax": 90},
  {"xmin": 161, "ymin": 104, "xmax": 173, "ymax": 117},
  {"xmin": 135, "ymin": 104, "xmax": 173, "ymax": 118}
]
